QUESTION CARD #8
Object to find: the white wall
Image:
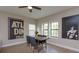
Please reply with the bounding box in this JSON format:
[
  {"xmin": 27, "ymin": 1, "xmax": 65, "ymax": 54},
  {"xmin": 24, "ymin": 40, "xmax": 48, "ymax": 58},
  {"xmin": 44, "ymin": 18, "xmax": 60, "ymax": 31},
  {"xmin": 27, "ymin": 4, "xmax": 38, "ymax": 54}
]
[
  {"xmin": 37, "ymin": 7, "xmax": 79, "ymax": 52},
  {"xmin": 0, "ymin": 12, "xmax": 36, "ymax": 47}
]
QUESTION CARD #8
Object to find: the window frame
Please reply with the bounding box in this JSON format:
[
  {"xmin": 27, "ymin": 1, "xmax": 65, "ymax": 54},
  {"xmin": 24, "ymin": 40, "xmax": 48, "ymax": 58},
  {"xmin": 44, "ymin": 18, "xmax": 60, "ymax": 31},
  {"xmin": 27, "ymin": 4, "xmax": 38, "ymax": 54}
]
[
  {"xmin": 50, "ymin": 22, "xmax": 59, "ymax": 38},
  {"xmin": 29, "ymin": 24, "xmax": 36, "ymax": 36},
  {"xmin": 41, "ymin": 23, "xmax": 49, "ymax": 36}
]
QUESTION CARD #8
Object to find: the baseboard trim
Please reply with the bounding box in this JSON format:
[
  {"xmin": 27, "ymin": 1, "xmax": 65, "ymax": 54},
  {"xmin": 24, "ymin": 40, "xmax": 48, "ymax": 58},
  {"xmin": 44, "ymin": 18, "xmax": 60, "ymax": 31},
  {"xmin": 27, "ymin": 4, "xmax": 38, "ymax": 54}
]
[
  {"xmin": 2, "ymin": 41, "xmax": 26, "ymax": 48},
  {"xmin": 47, "ymin": 41, "xmax": 79, "ymax": 52}
]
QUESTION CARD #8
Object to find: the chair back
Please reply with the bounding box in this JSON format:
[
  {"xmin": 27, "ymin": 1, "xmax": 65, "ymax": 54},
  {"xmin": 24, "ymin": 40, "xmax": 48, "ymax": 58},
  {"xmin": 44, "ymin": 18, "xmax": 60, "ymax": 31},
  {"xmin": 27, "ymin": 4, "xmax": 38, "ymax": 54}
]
[
  {"xmin": 26, "ymin": 36, "xmax": 30, "ymax": 44},
  {"xmin": 30, "ymin": 37, "xmax": 37, "ymax": 47}
]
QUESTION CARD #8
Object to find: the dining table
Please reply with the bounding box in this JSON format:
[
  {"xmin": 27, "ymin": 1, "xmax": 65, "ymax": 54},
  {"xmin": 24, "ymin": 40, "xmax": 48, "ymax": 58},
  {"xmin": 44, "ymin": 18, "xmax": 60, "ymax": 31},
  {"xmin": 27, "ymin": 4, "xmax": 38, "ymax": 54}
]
[{"xmin": 35, "ymin": 35, "xmax": 48, "ymax": 48}]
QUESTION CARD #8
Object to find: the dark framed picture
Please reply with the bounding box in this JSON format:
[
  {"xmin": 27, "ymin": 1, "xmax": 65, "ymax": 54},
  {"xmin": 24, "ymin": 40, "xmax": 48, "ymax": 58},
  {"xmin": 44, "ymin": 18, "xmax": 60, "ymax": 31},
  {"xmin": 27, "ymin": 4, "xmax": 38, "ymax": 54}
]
[
  {"xmin": 62, "ymin": 15, "xmax": 79, "ymax": 40},
  {"xmin": 8, "ymin": 17, "xmax": 24, "ymax": 40}
]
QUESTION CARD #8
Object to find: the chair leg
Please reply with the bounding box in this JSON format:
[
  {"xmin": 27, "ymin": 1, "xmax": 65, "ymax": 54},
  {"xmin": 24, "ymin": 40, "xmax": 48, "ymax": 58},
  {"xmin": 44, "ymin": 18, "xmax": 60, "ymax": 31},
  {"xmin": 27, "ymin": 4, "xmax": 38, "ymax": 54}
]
[
  {"xmin": 42, "ymin": 43, "xmax": 43, "ymax": 47},
  {"xmin": 31, "ymin": 47, "xmax": 35, "ymax": 53},
  {"xmin": 45, "ymin": 43, "xmax": 47, "ymax": 48},
  {"xmin": 33, "ymin": 47, "xmax": 40, "ymax": 53},
  {"xmin": 33, "ymin": 49, "xmax": 34, "ymax": 53},
  {"xmin": 27, "ymin": 44, "xmax": 31, "ymax": 48},
  {"xmin": 37, "ymin": 50, "xmax": 39, "ymax": 53},
  {"xmin": 29, "ymin": 44, "xmax": 32, "ymax": 48}
]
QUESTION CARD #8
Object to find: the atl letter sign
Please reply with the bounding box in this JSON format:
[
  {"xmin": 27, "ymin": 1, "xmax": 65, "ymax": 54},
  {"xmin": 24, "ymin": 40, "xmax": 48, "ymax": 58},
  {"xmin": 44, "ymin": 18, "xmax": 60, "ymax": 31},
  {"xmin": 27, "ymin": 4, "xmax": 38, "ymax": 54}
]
[{"xmin": 8, "ymin": 17, "xmax": 24, "ymax": 39}]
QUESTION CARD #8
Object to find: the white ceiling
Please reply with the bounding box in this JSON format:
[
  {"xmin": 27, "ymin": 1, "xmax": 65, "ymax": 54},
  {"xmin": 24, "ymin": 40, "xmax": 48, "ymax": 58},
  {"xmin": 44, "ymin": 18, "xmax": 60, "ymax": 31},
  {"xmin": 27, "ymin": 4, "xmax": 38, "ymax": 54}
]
[{"xmin": 0, "ymin": 6, "xmax": 75, "ymax": 19}]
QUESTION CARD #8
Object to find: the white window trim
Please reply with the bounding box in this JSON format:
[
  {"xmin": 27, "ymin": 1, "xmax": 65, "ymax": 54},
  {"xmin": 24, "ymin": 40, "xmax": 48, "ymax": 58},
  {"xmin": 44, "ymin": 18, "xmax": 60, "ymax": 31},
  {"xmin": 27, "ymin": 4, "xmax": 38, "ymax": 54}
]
[{"xmin": 29, "ymin": 24, "xmax": 36, "ymax": 36}]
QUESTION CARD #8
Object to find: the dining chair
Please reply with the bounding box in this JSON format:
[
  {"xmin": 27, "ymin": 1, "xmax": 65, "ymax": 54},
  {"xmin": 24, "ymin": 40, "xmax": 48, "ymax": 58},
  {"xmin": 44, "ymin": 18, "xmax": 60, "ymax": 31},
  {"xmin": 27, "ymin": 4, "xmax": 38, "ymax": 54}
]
[
  {"xmin": 26, "ymin": 36, "xmax": 31, "ymax": 47},
  {"xmin": 30, "ymin": 36, "xmax": 41, "ymax": 53}
]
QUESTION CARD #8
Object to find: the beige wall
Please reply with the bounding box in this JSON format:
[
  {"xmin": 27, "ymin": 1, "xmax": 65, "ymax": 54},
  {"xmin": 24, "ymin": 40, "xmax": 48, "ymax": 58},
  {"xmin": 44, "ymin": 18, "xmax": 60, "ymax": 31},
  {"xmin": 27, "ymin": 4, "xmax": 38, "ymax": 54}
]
[
  {"xmin": 37, "ymin": 7, "xmax": 79, "ymax": 52},
  {"xmin": 0, "ymin": 12, "xmax": 36, "ymax": 47}
]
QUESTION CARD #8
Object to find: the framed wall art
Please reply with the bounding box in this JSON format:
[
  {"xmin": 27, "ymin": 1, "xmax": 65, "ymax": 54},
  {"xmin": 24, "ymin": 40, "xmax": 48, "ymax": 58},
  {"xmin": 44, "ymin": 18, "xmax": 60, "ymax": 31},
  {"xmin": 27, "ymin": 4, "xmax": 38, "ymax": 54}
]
[
  {"xmin": 62, "ymin": 15, "xmax": 79, "ymax": 40},
  {"xmin": 8, "ymin": 17, "xmax": 24, "ymax": 40}
]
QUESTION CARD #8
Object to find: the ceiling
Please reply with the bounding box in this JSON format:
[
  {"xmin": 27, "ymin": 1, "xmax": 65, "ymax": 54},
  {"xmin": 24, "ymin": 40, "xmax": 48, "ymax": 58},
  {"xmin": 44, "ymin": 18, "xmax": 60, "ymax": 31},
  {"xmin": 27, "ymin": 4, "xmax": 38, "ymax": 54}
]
[{"xmin": 0, "ymin": 6, "xmax": 75, "ymax": 19}]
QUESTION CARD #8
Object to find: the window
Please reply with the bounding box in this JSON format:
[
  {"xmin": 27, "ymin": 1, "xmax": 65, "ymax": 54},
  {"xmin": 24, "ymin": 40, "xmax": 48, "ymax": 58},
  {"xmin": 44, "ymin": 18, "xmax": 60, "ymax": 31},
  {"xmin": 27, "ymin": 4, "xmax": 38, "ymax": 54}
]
[
  {"xmin": 51, "ymin": 22, "xmax": 59, "ymax": 37},
  {"xmin": 40, "ymin": 22, "xmax": 59, "ymax": 38},
  {"xmin": 29, "ymin": 24, "xmax": 35, "ymax": 36},
  {"xmin": 41, "ymin": 23, "xmax": 48, "ymax": 36}
]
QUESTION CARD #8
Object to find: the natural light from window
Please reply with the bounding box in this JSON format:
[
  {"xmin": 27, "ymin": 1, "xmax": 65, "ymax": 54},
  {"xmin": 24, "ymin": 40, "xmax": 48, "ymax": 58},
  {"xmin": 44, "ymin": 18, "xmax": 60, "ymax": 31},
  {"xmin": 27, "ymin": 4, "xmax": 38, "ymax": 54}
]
[
  {"xmin": 41, "ymin": 22, "xmax": 59, "ymax": 38},
  {"xmin": 29, "ymin": 24, "xmax": 36, "ymax": 36},
  {"xmin": 51, "ymin": 22, "xmax": 59, "ymax": 37}
]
